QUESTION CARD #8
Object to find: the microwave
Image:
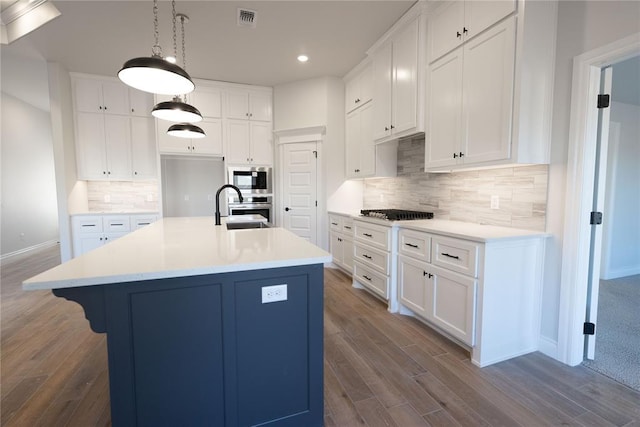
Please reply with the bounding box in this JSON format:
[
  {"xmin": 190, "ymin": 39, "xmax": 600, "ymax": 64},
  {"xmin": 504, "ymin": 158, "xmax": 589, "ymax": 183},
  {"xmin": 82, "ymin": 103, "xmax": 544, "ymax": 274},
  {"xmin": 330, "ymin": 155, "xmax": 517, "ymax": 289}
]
[{"xmin": 228, "ymin": 167, "xmax": 272, "ymax": 194}]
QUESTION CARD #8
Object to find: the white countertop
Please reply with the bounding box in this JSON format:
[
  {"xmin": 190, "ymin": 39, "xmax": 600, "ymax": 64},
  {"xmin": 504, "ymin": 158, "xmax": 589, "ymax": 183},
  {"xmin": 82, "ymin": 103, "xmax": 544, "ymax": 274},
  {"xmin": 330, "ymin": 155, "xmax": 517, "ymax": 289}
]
[
  {"xmin": 328, "ymin": 211, "xmax": 548, "ymax": 242},
  {"xmin": 24, "ymin": 217, "xmax": 331, "ymax": 291},
  {"xmin": 70, "ymin": 211, "xmax": 160, "ymax": 216}
]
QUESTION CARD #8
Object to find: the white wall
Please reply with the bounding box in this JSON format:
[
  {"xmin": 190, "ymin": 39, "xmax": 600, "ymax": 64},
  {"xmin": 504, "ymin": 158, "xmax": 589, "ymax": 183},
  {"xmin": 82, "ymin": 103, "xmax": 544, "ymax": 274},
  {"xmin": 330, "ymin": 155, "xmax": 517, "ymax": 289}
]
[
  {"xmin": 1, "ymin": 41, "xmax": 59, "ymax": 256},
  {"xmin": 541, "ymin": 0, "xmax": 640, "ymax": 351},
  {"xmin": 273, "ymin": 76, "xmax": 363, "ymax": 250},
  {"xmin": 601, "ymin": 102, "xmax": 640, "ymax": 279}
]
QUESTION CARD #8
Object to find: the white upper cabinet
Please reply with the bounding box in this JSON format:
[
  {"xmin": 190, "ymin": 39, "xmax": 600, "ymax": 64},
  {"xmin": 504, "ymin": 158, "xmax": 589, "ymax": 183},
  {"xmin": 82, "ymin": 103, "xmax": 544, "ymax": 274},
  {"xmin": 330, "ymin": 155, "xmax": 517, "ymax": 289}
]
[
  {"xmin": 345, "ymin": 63, "xmax": 373, "ymax": 113},
  {"xmin": 226, "ymin": 89, "xmax": 272, "ymax": 122},
  {"xmin": 129, "ymin": 89, "xmax": 154, "ymax": 117},
  {"xmin": 74, "ymin": 77, "xmax": 130, "ymax": 115},
  {"xmin": 426, "ymin": 18, "xmax": 515, "ymax": 169},
  {"xmin": 191, "ymin": 86, "xmax": 222, "ymax": 119},
  {"xmin": 370, "ymin": 14, "xmax": 424, "ymax": 143},
  {"xmin": 157, "ymin": 119, "xmax": 223, "ymax": 157},
  {"xmin": 346, "ymin": 103, "xmax": 375, "ymax": 178},
  {"xmin": 425, "ymin": 1, "xmax": 558, "ymax": 171},
  {"xmin": 226, "ymin": 120, "xmax": 273, "ymax": 165},
  {"xmin": 428, "ymin": 0, "xmax": 516, "ymax": 63},
  {"xmin": 131, "ymin": 117, "xmax": 157, "ymax": 179}
]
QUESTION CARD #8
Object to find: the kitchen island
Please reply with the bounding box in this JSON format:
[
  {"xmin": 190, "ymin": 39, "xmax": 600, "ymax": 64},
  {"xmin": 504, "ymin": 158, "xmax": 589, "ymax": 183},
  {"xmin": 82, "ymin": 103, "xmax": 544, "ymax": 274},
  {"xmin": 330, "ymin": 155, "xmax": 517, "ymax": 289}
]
[{"xmin": 23, "ymin": 217, "xmax": 331, "ymax": 427}]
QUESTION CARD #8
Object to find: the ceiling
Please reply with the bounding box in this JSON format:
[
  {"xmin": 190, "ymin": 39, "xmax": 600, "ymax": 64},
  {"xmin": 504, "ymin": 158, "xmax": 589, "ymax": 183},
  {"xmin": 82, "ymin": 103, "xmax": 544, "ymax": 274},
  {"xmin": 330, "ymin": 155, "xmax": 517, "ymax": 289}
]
[{"xmin": 17, "ymin": 1, "xmax": 416, "ymax": 87}]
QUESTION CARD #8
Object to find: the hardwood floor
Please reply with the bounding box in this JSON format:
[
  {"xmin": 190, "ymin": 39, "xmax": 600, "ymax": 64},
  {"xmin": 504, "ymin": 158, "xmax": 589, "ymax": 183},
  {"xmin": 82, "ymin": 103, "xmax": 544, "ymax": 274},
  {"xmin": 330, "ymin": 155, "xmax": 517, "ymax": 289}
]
[{"xmin": 2, "ymin": 245, "xmax": 639, "ymax": 426}]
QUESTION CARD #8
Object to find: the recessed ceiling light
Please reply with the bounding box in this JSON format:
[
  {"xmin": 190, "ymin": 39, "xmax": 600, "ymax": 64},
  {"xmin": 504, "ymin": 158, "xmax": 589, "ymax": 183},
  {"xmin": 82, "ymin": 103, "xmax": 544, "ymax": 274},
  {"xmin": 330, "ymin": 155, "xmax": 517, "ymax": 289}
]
[{"xmin": 297, "ymin": 55, "xmax": 309, "ymax": 63}]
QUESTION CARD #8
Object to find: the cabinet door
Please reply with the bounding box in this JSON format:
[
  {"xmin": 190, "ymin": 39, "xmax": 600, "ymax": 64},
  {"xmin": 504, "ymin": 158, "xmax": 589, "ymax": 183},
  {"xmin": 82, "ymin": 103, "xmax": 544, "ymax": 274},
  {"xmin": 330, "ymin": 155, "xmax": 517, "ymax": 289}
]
[
  {"xmin": 156, "ymin": 121, "xmax": 191, "ymax": 154},
  {"xmin": 193, "ymin": 87, "xmax": 222, "ymax": 119},
  {"xmin": 102, "ymin": 81, "xmax": 130, "ymax": 115},
  {"xmin": 250, "ymin": 121, "xmax": 273, "ymax": 165},
  {"xmin": 104, "ymin": 115, "xmax": 133, "ymax": 180},
  {"xmin": 129, "ymin": 89, "xmax": 154, "ymax": 117},
  {"xmin": 345, "ymin": 110, "xmax": 361, "ymax": 178},
  {"xmin": 342, "ymin": 235, "xmax": 354, "ymax": 274},
  {"xmin": 249, "ymin": 92, "xmax": 272, "ymax": 122},
  {"xmin": 226, "ymin": 119, "xmax": 251, "ymax": 163},
  {"xmin": 345, "ymin": 66, "xmax": 373, "ymax": 113},
  {"xmin": 461, "ymin": 17, "xmax": 515, "ymax": 165},
  {"xmin": 194, "ymin": 119, "xmax": 223, "ymax": 156},
  {"xmin": 372, "ymin": 43, "xmax": 393, "ymax": 141},
  {"xmin": 392, "ymin": 17, "xmax": 419, "ymax": 136},
  {"xmin": 74, "ymin": 234, "xmax": 105, "ymax": 257},
  {"xmin": 428, "ymin": 1, "xmax": 464, "ymax": 62},
  {"xmin": 425, "ymin": 48, "xmax": 463, "ymax": 169},
  {"xmin": 226, "ymin": 90, "xmax": 249, "ymax": 120},
  {"xmin": 431, "ymin": 265, "xmax": 477, "ymax": 346},
  {"xmin": 76, "ymin": 112, "xmax": 107, "ymax": 179},
  {"xmin": 358, "ymin": 102, "xmax": 375, "ymax": 176},
  {"xmin": 74, "ymin": 78, "xmax": 103, "ymax": 113},
  {"xmin": 131, "ymin": 117, "xmax": 157, "ymax": 179},
  {"xmin": 398, "ymin": 255, "xmax": 432, "ymax": 317},
  {"xmin": 329, "ymin": 232, "xmax": 344, "ymax": 267},
  {"xmin": 345, "ymin": 76, "xmax": 360, "ymax": 113},
  {"xmin": 464, "ymin": 0, "xmax": 516, "ymax": 41}
]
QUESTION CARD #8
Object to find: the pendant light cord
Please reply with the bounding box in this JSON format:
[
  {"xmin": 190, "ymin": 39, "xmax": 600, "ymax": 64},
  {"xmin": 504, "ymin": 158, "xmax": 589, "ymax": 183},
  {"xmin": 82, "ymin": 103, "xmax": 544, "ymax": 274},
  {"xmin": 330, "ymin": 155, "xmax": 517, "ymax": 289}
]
[
  {"xmin": 152, "ymin": 0, "xmax": 162, "ymax": 57},
  {"xmin": 172, "ymin": 0, "xmax": 178, "ymax": 60}
]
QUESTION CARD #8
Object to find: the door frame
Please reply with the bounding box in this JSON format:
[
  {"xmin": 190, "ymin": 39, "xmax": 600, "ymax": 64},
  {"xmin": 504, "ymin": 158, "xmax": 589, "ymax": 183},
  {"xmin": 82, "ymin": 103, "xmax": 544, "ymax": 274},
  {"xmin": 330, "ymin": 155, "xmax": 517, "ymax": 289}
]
[
  {"xmin": 558, "ymin": 32, "xmax": 640, "ymax": 366},
  {"xmin": 274, "ymin": 126, "xmax": 325, "ymax": 246}
]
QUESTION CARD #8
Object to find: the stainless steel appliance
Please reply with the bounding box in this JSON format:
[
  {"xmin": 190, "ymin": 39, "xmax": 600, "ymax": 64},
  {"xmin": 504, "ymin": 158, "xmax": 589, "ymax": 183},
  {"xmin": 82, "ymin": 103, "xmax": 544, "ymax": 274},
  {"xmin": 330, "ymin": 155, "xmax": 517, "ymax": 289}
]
[
  {"xmin": 228, "ymin": 166, "xmax": 272, "ymax": 194},
  {"xmin": 360, "ymin": 209, "xmax": 434, "ymax": 221},
  {"xmin": 228, "ymin": 195, "xmax": 273, "ymax": 224}
]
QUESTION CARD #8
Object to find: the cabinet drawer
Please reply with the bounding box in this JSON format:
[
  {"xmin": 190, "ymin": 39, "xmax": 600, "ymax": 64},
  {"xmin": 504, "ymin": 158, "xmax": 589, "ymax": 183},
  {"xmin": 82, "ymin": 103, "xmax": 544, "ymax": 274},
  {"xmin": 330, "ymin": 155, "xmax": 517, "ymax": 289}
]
[
  {"xmin": 131, "ymin": 215, "xmax": 158, "ymax": 230},
  {"xmin": 353, "ymin": 220, "xmax": 391, "ymax": 251},
  {"xmin": 103, "ymin": 215, "xmax": 131, "ymax": 233},
  {"xmin": 354, "ymin": 242, "xmax": 389, "ymax": 275},
  {"xmin": 398, "ymin": 229, "xmax": 431, "ymax": 262},
  {"xmin": 73, "ymin": 216, "xmax": 103, "ymax": 234},
  {"xmin": 432, "ymin": 236, "xmax": 479, "ymax": 277},
  {"xmin": 329, "ymin": 215, "xmax": 343, "ymax": 232},
  {"xmin": 353, "ymin": 261, "xmax": 389, "ymax": 300},
  {"xmin": 342, "ymin": 218, "xmax": 354, "ymax": 235}
]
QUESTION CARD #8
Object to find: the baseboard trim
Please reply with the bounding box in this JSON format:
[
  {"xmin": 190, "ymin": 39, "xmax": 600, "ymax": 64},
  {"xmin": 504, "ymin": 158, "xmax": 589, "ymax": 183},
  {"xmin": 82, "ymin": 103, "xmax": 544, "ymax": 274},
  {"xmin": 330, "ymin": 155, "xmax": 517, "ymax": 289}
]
[
  {"xmin": 1, "ymin": 240, "xmax": 59, "ymax": 261},
  {"xmin": 538, "ymin": 335, "xmax": 559, "ymax": 360},
  {"xmin": 601, "ymin": 266, "xmax": 640, "ymax": 280}
]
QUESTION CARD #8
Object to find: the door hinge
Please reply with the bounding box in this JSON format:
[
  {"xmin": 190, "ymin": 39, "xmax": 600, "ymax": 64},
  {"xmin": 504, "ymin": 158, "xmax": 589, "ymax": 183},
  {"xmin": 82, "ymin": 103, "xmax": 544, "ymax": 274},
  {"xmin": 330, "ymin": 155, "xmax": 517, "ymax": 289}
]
[
  {"xmin": 583, "ymin": 322, "xmax": 596, "ymax": 335},
  {"xmin": 313, "ymin": 150, "xmax": 317, "ymax": 158},
  {"xmin": 590, "ymin": 211, "xmax": 603, "ymax": 225},
  {"xmin": 597, "ymin": 94, "xmax": 610, "ymax": 109}
]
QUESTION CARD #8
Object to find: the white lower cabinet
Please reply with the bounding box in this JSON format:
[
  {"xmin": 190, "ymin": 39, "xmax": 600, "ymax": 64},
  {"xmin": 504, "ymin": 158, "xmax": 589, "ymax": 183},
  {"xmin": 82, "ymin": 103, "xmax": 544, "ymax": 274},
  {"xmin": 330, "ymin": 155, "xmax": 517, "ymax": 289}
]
[
  {"xmin": 396, "ymin": 225, "xmax": 546, "ymax": 367},
  {"xmin": 328, "ymin": 214, "xmax": 354, "ymax": 274},
  {"xmin": 72, "ymin": 213, "xmax": 159, "ymax": 257}
]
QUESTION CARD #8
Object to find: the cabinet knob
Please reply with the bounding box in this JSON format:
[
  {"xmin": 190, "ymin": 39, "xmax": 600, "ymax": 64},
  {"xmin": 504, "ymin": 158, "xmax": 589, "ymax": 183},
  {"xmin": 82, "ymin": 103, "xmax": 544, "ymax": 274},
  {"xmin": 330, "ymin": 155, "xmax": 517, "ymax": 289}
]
[
  {"xmin": 100, "ymin": 237, "xmax": 103, "ymax": 241},
  {"xmin": 459, "ymin": 152, "xmax": 464, "ymax": 158},
  {"xmin": 246, "ymin": 112, "xmax": 249, "ymax": 117},
  {"xmin": 463, "ymin": 27, "xmax": 468, "ymax": 34},
  {"xmin": 249, "ymin": 113, "xmax": 253, "ymax": 117},
  {"xmin": 285, "ymin": 207, "xmax": 291, "ymax": 212},
  {"xmin": 131, "ymin": 108, "xmax": 135, "ymax": 113},
  {"xmin": 423, "ymin": 271, "xmax": 433, "ymax": 278},
  {"xmin": 247, "ymin": 158, "xmax": 250, "ymax": 162},
  {"xmin": 390, "ymin": 125, "xmax": 395, "ymax": 130},
  {"xmin": 134, "ymin": 171, "xmax": 138, "ymax": 175},
  {"xmin": 453, "ymin": 153, "xmax": 458, "ymax": 158},
  {"xmin": 99, "ymin": 106, "xmax": 103, "ymax": 110},
  {"xmin": 457, "ymin": 31, "xmax": 461, "ymax": 38},
  {"xmin": 384, "ymin": 126, "xmax": 389, "ymax": 131},
  {"xmin": 104, "ymin": 106, "xmax": 107, "ymax": 111},
  {"xmin": 103, "ymin": 171, "xmax": 107, "ymax": 175},
  {"xmin": 108, "ymin": 171, "xmax": 111, "ymax": 174}
]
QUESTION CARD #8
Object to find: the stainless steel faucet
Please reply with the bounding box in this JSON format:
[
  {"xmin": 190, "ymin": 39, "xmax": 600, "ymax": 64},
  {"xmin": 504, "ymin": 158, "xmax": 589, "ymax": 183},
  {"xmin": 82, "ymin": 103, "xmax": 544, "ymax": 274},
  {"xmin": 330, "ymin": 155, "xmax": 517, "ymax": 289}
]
[{"xmin": 215, "ymin": 184, "xmax": 243, "ymax": 226}]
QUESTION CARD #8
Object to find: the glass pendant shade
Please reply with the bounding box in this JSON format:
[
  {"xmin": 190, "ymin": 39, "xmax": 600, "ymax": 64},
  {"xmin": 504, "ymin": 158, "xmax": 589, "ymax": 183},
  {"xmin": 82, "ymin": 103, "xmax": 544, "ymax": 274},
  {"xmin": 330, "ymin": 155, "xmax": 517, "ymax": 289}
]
[
  {"xmin": 118, "ymin": 56, "xmax": 195, "ymax": 95},
  {"xmin": 152, "ymin": 96, "xmax": 203, "ymax": 122},
  {"xmin": 167, "ymin": 123, "xmax": 206, "ymax": 139}
]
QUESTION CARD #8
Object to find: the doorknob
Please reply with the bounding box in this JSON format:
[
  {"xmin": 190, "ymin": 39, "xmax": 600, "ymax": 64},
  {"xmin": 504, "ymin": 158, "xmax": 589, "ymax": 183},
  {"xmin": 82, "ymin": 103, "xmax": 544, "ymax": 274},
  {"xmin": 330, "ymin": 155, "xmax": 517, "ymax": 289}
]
[{"xmin": 285, "ymin": 207, "xmax": 291, "ymax": 211}]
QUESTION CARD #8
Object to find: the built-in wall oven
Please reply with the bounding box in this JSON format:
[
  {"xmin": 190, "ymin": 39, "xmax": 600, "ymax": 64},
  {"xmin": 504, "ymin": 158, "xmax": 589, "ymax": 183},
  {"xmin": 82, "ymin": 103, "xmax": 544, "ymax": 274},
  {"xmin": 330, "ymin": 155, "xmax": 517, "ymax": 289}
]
[
  {"xmin": 228, "ymin": 195, "xmax": 273, "ymax": 224},
  {"xmin": 228, "ymin": 166, "xmax": 272, "ymax": 195}
]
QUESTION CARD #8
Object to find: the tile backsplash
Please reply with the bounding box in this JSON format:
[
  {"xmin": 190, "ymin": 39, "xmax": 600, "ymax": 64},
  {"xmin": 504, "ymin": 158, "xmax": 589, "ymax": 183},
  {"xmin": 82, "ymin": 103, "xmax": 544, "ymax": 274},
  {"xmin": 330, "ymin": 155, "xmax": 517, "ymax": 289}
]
[
  {"xmin": 363, "ymin": 137, "xmax": 548, "ymax": 231},
  {"xmin": 87, "ymin": 181, "xmax": 160, "ymax": 212}
]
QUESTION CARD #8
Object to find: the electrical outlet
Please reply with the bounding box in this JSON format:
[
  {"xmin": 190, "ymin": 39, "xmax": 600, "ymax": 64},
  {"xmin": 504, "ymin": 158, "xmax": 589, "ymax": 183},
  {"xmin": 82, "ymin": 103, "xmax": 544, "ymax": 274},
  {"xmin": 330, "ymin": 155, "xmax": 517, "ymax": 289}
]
[
  {"xmin": 491, "ymin": 195, "xmax": 500, "ymax": 210},
  {"xmin": 261, "ymin": 284, "xmax": 287, "ymax": 304}
]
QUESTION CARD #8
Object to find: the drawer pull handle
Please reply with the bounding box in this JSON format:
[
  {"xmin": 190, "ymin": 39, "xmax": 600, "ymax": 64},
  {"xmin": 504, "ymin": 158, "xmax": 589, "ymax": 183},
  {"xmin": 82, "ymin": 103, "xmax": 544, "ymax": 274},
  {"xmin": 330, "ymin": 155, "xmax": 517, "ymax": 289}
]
[
  {"xmin": 405, "ymin": 243, "xmax": 419, "ymax": 248},
  {"xmin": 423, "ymin": 271, "xmax": 433, "ymax": 278},
  {"xmin": 331, "ymin": 222, "xmax": 338, "ymax": 226},
  {"xmin": 344, "ymin": 226, "xmax": 352, "ymax": 230},
  {"xmin": 362, "ymin": 254, "xmax": 372, "ymax": 260},
  {"xmin": 363, "ymin": 233, "xmax": 373, "ymax": 238},
  {"xmin": 111, "ymin": 223, "xmax": 124, "ymax": 226},
  {"xmin": 138, "ymin": 222, "xmax": 150, "ymax": 226},
  {"xmin": 442, "ymin": 253, "xmax": 460, "ymax": 260},
  {"xmin": 362, "ymin": 275, "xmax": 372, "ymax": 281},
  {"xmin": 82, "ymin": 224, "xmax": 96, "ymax": 227}
]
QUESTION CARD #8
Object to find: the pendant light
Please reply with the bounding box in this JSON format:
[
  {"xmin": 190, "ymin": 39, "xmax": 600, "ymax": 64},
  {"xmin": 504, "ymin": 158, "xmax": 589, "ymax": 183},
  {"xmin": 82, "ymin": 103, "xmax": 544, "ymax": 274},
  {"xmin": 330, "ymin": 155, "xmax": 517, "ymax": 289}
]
[
  {"xmin": 118, "ymin": 0, "xmax": 195, "ymax": 95},
  {"xmin": 167, "ymin": 10, "xmax": 206, "ymax": 139},
  {"xmin": 151, "ymin": 5, "xmax": 203, "ymax": 123}
]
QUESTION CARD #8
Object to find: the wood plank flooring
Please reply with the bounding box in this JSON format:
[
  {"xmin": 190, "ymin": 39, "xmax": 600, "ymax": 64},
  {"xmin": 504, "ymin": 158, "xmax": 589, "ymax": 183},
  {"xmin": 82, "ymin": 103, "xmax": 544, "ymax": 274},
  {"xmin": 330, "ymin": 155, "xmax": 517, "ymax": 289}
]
[{"xmin": 2, "ymin": 245, "xmax": 639, "ymax": 426}]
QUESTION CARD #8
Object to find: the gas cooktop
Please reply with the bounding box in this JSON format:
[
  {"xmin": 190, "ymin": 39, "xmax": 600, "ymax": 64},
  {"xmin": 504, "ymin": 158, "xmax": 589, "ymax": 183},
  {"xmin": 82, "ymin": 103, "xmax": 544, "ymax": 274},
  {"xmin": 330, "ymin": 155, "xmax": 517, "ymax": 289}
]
[{"xmin": 360, "ymin": 209, "xmax": 434, "ymax": 221}]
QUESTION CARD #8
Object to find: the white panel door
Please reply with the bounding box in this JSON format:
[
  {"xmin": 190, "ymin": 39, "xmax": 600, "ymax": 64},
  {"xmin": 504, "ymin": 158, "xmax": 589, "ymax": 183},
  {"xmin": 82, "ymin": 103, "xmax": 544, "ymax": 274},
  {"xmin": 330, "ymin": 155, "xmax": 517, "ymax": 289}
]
[
  {"xmin": 131, "ymin": 117, "xmax": 157, "ymax": 179},
  {"xmin": 104, "ymin": 115, "xmax": 132, "ymax": 180},
  {"xmin": 282, "ymin": 142, "xmax": 318, "ymax": 243},
  {"xmin": 226, "ymin": 119, "xmax": 251, "ymax": 163},
  {"xmin": 461, "ymin": 17, "xmax": 515, "ymax": 164},
  {"xmin": 250, "ymin": 121, "xmax": 273, "ymax": 165},
  {"xmin": 76, "ymin": 112, "xmax": 107, "ymax": 179},
  {"xmin": 372, "ymin": 43, "xmax": 393, "ymax": 141},
  {"xmin": 398, "ymin": 255, "xmax": 432, "ymax": 318}
]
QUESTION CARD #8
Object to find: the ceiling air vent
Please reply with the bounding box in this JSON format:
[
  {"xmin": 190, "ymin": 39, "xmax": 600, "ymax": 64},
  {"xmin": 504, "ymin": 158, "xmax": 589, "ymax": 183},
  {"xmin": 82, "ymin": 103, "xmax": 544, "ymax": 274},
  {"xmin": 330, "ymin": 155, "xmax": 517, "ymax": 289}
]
[{"xmin": 237, "ymin": 8, "xmax": 257, "ymax": 29}]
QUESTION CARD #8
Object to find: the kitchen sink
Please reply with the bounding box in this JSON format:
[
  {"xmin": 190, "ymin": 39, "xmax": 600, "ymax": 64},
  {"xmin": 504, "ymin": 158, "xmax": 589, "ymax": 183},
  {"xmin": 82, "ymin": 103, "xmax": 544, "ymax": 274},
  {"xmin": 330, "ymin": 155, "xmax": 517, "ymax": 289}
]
[{"xmin": 225, "ymin": 222, "xmax": 270, "ymax": 230}]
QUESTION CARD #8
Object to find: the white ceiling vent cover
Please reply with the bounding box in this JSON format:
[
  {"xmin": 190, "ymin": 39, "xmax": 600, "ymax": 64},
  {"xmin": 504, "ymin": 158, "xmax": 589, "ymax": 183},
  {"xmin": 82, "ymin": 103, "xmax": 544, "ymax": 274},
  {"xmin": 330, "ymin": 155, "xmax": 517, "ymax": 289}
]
[{"xmin": 237, "ymin": 8, "xmax": 257, "ymax": 29}]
